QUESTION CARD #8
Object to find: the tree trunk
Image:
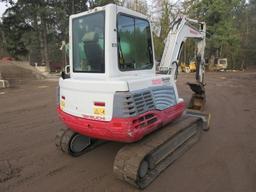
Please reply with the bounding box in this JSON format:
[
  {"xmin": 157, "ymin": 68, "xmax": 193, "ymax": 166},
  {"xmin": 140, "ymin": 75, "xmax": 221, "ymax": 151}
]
[
  {"xmin": 39, "ymin": 25, "xmax": 45, "ymax": 67},
  {"xmin": 0, "ymin": 28, "xmax": 7, "ymax": 57},
  {"xmin": 41, "ymin": 16, "xmax": 50, "ymax": 71},
  {"xmin": 33, "ymin": 14, "xmax": 44, "ymax": 66}
]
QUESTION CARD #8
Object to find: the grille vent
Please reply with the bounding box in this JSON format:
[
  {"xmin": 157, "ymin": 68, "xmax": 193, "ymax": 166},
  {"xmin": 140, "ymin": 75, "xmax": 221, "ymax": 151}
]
[
  {"xmin": 112, "ymin": 86, "xmax": 176, "ymax": 118},
  {"xmin": 152, "ymin": 86, "xmax": 177, "ymax": 110},
  {"xmin": 132, "ymin": 91, "xmax": 155, "ymax": 114}
]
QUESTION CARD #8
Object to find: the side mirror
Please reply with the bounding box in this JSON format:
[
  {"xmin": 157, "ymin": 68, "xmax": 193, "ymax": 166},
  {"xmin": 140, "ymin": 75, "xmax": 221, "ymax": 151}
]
[
  {"xmin": 64, "ymin": 65, "xmax": 70, "ymax": 74},
  {"xmin": 61, "ymin": 65, "xmax": 70, "ymax": 79}
]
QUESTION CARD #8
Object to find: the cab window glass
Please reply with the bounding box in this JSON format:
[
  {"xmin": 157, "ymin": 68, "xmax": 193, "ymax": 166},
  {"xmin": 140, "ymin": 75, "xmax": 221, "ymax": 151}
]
[
  {"xmin": 72, "ymin": 12, "xmax": 105, "ymax": 73},
  {"xmin": 117, "ymin": 15, "xmax": 153, "ymax": 71}
]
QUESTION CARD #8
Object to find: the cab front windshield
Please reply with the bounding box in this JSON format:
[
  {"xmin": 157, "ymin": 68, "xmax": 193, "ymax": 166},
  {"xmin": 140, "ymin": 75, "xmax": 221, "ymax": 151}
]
[{"xmin": 72, "ymin": 12, "xmax": 105, "ymax": 73}]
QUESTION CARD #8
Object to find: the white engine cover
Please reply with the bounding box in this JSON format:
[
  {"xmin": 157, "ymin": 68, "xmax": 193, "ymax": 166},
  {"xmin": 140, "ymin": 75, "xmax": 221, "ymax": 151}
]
[{"xmin": 59, "ymin": 74, "xmax": 181, "ymax": 122}]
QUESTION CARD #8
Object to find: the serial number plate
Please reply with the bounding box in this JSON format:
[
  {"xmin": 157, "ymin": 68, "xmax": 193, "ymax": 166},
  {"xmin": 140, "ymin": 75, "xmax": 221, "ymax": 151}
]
[{"xmin": 93, "ymin": 107, "xmax": 105, "ymax": 116}]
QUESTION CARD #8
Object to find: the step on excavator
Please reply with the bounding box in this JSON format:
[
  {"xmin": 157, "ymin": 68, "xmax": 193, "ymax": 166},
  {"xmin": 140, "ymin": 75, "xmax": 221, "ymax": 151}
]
[{"xmin": 55, "ymin": 4, "xmax": 211, "ymax": 188}]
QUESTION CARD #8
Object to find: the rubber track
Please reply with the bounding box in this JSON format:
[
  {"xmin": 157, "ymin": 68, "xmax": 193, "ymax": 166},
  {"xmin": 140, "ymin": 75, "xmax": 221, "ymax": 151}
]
[
  {"xmin": 113, "ymin": 115, "xmax": 203, "ymax": 188},
  {"xmin": 55, "ymin": 126, "xmax": 105, "ymax": 157}
]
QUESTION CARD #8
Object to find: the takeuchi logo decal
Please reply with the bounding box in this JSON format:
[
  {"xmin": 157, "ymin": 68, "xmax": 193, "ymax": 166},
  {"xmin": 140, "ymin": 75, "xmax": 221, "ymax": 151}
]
[
  {"xmin": 152, "ymin": 79, "xmax": 162, "ymax": 85},
  {"xmin": 190, "ymin": 29, "xmax": 199, "ymax": 35},
  {"xmin": 82, "ymin": 114, "xmax": 106, "ymax": 121}
]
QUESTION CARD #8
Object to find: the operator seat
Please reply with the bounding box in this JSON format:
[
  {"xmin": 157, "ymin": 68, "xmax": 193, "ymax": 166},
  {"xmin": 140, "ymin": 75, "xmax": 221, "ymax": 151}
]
[{"xmin": 83, "ymin": 32, "xmax": 104, "ymax": 73}]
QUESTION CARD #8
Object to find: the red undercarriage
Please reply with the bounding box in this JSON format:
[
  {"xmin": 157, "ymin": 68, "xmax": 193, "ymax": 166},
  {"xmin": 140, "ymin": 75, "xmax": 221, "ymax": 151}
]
[{"xmin": 57, "ymin": 102, "xmax": 186, "ymax": 143}]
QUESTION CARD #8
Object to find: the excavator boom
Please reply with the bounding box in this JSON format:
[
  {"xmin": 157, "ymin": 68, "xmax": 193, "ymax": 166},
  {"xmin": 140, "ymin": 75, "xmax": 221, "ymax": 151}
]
[{"xmin": 159, "ymin": 16, "xmax": 206, "ymax": 84}]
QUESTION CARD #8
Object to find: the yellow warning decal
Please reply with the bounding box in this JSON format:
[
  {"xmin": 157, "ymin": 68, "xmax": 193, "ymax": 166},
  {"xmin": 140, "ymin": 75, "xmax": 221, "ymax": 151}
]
[
  {"xmin": 93, "ymin": 107, "xmax": 105, "ymax": 116},
  {"xmin": 60, "ymin": 100, "xmax": 65, "ymax": 109}
]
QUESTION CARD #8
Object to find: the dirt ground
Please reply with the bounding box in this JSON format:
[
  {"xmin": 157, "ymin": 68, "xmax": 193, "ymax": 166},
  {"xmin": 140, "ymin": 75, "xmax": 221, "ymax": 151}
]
[
  {"xmin": 0, "ymin": 61, "xmax": 45, "ymax": 85},
  {"xmin": 0, "ymin": 71, "xmax": 256, "ymax": 192}
]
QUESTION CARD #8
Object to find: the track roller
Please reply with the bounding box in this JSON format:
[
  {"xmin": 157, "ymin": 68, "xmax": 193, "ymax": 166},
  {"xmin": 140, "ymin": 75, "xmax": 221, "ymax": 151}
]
[
  {"xmin": 55, "ymin": 127, "xmax": 104, "ymax": 157},
  {"xmin": 113, "ymin": 116, "xmax": 205, "ymax": 189}
]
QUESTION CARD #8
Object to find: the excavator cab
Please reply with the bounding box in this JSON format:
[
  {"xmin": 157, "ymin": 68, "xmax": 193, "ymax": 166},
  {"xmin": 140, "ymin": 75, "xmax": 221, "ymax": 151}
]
[{"xmin": 69, "ymin": 4, "xmax": 155, "ymax": 78}]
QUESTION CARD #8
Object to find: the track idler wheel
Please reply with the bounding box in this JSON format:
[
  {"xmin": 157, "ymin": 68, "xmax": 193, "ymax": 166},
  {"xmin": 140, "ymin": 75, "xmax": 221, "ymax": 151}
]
[
  {"xmin": 55, "ymin": 127, "xmax": 100, "ymax": 157},
  {"xmin": 138, "ymin": 159, "xmax": 149, "ymax": 178}
]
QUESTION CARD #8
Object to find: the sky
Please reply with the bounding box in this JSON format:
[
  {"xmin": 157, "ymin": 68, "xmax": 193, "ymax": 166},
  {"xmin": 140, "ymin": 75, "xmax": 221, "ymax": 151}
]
[{"xmin": 0, "ymin": 2, "xmax": 8, "ymax": 18}]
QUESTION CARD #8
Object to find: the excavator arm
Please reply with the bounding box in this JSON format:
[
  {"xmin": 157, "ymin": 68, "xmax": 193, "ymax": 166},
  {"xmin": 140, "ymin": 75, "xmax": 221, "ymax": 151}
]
[
  {"xmin": 159, "ymin": 16, "xmax": 206, "ymax": 84},
  {"xmin": 159, "ymin": 16, "xmax": 207, "ymax": 111}
]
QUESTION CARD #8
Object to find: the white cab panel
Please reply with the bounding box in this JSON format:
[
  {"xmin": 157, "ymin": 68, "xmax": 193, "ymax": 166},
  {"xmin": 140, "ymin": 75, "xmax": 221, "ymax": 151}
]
[{"xmin": 59, "ymin": 78, "xmax": 128, "ymax": 121}]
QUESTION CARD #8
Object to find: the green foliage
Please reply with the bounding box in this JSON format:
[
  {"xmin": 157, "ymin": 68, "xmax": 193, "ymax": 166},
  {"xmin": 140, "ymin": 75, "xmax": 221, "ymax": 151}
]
[
  {"xmin": 186, "ymin": 0, "xmax": 246, "ymax": 68},
  {"xmin": 0, "ymin": 21, "xmax": 9, "ymax": 57},
  {"xmin": 0, "ymin": 0, "xmax": 255, "ymax": 69},
  {"xmin": 0, "ymin": 0, "xmax": 91, "ymax": 67},
  {"xmin": 153, "ymin": 1, "xmax": 171, "ymax": 60},
  {"xmin": 1, "ymin": 5, "xmax": 32, "ymax": 58},
  {"xmin": 246, "ymin": 0, "xmax": 256, "ymax": 65},
  {"xmin": 153, "ymin": 34, "xmax": 164, "ymax": 61},
  {"xmin": 160, "ymin": 2, "xmax": 170, "ymax": 41}
]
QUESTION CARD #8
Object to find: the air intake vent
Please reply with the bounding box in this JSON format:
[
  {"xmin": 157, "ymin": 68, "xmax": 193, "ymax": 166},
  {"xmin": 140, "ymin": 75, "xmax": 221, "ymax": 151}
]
[
  {"xmin": 113, "ymin": 91, "xmax": 156, "ymax": 118},
  {"xmin": 152, "ymin": 86, "xmax": 177, "ymax": 110},
  {"xmin": 133, "ymin": 91, "xmax": 155, "ymax": 115},
  {"xmin": 113, "ymin": 86, "xmax": 176, "ymax": 118},
  {"xmin": 113, "ymin": 92, "xmax": 137, "ymax": 118}
]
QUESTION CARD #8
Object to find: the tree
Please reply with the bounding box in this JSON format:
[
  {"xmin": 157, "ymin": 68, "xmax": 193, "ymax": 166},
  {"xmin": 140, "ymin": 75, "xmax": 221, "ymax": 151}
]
[
  {"xmin": 123, "ymin": 0, "xmax": 148, "ymax": 15},
  {"xmin": 0, "ymin": 0, "xmax": 91, "ymax": 70},
  {"xmin": 1, "ymin": 5, "xmax": 32, "ymax": 58},
  {"xmin": 1, "ymin": 0, "xmax": 254, "ymax": 70},
  {"xmin": 0, "ymin": 21, "xmax": 8, "ymax": 58},
  {"xmin": 246, "ymin": 0, "xmax": 256, "ymax": 66},
  {"xmin": 184, "ymin": 0, "xmax": 246, "ymax": 69},
  {"xmin": 152, "ymin": 0, "xmax": 171, "ymax": 60}
]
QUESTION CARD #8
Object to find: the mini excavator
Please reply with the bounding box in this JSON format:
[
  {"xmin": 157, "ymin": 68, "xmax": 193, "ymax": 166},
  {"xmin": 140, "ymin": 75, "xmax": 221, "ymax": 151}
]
[{"xmin": 56, "ymin": 4, "xmax": 210, "ymax": 188}]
